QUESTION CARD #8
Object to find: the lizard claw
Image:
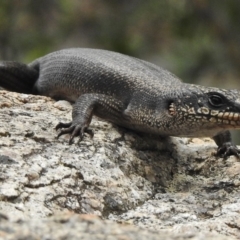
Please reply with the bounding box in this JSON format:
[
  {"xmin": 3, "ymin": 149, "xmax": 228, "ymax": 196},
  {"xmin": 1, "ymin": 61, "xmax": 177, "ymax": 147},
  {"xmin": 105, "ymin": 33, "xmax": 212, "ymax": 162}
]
[
  {"xmin": 55, "ymin": 121, "xmax": 94, "ymax": 144},
  {"xmin": 216, "ymin": 142, "xmax": 240, "ymax": 159}
]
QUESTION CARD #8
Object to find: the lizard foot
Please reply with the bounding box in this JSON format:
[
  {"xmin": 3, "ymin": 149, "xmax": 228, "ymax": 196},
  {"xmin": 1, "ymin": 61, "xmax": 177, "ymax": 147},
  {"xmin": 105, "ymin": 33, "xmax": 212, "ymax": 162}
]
[
  {"xmin": 55, "ymin": 122, "xmax": 94, "ymax": 144},
  {"xmin": 216, "ymin": 142, "xmax": 240, "ymax": 158}
]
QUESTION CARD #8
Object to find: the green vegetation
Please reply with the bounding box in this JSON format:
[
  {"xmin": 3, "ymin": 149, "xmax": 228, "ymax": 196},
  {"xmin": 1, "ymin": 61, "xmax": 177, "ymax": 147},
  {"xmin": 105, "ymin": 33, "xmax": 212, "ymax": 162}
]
[{"xmin": 1, "ymin": 0, "xmax": 240, "ymax": 84}]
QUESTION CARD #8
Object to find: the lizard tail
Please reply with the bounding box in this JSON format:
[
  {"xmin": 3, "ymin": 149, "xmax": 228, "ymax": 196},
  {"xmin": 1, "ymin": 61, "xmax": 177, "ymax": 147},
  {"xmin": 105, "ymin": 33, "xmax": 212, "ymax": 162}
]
[{"xmin": 0, "ymin": 61, "xmax": 39, "ymax": 94}]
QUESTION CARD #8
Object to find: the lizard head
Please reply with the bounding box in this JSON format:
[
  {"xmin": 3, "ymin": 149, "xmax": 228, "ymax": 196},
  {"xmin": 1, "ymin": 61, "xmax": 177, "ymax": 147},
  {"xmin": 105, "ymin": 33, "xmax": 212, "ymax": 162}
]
[{"xmin": 167, "ymin": 84, "xmax": 240, "ymax": 137}]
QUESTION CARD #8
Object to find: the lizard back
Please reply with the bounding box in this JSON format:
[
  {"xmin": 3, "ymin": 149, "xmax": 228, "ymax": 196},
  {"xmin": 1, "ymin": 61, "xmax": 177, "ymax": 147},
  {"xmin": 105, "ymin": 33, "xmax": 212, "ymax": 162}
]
[{"xmin": 30, "ymin": 48, "xmax": 183, "ymax": 102}]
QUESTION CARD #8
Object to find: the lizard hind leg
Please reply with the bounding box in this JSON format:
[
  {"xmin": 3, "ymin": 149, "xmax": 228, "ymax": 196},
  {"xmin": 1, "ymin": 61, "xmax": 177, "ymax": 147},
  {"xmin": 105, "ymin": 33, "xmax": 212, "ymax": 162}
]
[{"xmin": 55, "ymin": 93, "xmax": 123, "ymax": 144}]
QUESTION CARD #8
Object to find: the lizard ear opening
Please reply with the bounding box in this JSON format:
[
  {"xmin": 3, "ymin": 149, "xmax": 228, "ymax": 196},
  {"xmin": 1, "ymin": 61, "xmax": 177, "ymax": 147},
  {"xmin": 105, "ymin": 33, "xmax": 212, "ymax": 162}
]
[{"xmin": 168, "ymin": 102, "xmax": 176, "ymax": 116}]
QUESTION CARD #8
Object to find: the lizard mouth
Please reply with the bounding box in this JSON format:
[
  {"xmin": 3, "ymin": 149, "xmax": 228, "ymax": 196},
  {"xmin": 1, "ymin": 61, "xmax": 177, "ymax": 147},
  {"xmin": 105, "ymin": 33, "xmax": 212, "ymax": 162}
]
[
  {"xmin": 208, "ymin": 112, "xmax": 240, "ymax": 126},
  {"xmin": 198, "ymin": 107, "xmax": 240, "ymax": 125},
  {"xmin": 168, "ymin": 103, "xmax": 240, "ymax": 126}
]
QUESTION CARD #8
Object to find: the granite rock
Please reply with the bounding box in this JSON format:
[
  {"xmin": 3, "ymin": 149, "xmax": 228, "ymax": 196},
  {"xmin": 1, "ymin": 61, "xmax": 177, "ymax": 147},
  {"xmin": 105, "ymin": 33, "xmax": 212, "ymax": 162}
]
[{"xmin": 0, "ymin": 90, "xmax": 239, "ymax": 239}]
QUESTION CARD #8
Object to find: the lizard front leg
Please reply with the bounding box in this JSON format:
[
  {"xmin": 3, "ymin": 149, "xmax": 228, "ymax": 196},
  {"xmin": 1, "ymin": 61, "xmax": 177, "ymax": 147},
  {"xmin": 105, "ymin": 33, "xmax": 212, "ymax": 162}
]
[
  {"xmin": 213, "ymin": 130, "xmax": 240, "ymax": 158},
  {"xmin": 56, "ymin": 93, "xmax": 124, "ymax": 144}
]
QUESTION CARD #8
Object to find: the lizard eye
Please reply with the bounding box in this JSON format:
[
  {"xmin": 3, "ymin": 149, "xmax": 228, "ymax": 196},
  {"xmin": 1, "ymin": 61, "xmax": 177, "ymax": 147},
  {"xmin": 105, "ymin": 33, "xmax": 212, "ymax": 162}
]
[{"xmin": 209, "ymin": 95, "xmax": 224, "ymax": 107}]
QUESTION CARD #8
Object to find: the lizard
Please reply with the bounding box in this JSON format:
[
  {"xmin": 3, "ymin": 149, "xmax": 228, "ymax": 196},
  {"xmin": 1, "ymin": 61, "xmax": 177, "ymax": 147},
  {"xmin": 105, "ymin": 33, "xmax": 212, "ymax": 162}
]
[{"xmin": 0, "ymin": 48, "xmax": 240, "ymax": 157}]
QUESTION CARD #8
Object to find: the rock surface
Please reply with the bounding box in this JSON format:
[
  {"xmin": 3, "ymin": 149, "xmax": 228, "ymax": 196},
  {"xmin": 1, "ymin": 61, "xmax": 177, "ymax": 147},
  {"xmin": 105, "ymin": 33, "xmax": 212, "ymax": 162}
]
[{"xmin": 0, "ymin": 90, "xmax": 240, "ymax": 239}]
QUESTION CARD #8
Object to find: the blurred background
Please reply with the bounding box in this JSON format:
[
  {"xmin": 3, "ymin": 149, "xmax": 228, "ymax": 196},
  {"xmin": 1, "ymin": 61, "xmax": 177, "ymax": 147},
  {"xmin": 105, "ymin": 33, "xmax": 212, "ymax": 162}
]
[{"xmin": 1, "ymin": 0, "xmax": 240, "ymax": 141}]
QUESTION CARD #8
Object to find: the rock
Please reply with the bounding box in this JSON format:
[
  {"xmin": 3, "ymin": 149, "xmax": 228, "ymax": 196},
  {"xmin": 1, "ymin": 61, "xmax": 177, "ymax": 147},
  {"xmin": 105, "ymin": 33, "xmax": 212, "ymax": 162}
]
[
  {"xmin": 0, "ymin": 212, "xmax": 233, "ymax": 240},
  {"xmin": 0, "ymin": 90, "xmax": 239, "ymax": 239}
]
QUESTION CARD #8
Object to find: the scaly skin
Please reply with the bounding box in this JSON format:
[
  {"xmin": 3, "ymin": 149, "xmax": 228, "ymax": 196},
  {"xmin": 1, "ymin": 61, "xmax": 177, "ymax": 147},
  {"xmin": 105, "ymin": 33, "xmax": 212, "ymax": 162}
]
[{"xmin": 0, "ymin": 48, "xmax": 240, "ymax": 157}]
